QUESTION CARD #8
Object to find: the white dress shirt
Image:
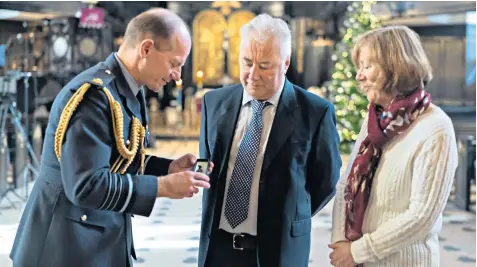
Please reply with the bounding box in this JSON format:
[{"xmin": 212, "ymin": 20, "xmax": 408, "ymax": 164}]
[{"xmin": 219, "ymin": 85, "xmax": 283, "ymax": 235}]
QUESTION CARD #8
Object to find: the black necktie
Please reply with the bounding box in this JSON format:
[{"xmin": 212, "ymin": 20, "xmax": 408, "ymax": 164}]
[
  {"xmin": 136, "ymin": 88, "xmax": 150, "ymax": 146},
  {"xmin": 136, "ymin": 88, "xmax": 147, "ymax": 125}
]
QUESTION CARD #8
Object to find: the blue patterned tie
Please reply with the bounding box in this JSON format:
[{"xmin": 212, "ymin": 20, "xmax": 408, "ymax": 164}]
[{"xmin": 224, "ymin": 100, "xmax": 268, "ymax": 228}]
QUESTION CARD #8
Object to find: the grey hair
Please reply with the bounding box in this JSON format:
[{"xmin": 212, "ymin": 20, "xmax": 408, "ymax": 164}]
[{"xmin": 240, "ymin": 13, "xmax": 292, "ymax": 59}]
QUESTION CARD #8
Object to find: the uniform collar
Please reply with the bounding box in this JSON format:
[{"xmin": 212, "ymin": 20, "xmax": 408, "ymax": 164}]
[{"xmin": 114, "ymin": 53, "xmax": 142, "ymax": 96}]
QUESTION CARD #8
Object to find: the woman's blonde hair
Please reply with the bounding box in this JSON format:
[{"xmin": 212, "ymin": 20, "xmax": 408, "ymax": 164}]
[{"xmin": 352, "ymin": 25, "xmax": 433, "ymax": 97}]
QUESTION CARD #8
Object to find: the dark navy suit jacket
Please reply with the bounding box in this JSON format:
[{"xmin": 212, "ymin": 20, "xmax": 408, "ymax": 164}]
[
  {"xmin": 198, "ymin": 80, "xmax": 342, "ymax": 267},
  {"xmin": 10, "ymin": 54, "xmax": 171, "ymax": 267}
]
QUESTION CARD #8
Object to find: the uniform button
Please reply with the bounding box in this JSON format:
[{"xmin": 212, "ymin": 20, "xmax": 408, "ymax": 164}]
[
  {"xmin": 105, "ymin": 70, "xmax": 111, "ymax": 75},
  {"xmin": 81, "ymin": 215, "xmax": 87, "ymax": 221},
  {"xmin": 126, "ymin": 139, "xmax": 130, "ymax": 146}
]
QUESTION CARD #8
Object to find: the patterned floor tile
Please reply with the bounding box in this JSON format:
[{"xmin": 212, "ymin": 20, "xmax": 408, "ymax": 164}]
[{"xmin": 0, "ymin": 141, "xmax": 475, "ymax": 267}]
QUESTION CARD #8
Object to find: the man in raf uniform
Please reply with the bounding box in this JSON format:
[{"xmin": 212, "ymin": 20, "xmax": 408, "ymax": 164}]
[{"xmin": 10, "ymin": 8, "xmax": 211, "ymax": 267}]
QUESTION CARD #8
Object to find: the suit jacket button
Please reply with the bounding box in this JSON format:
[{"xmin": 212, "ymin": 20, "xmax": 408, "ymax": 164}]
[{"xmin": 81, "ymin": 215, "xmax": 87, "ymax": 222}]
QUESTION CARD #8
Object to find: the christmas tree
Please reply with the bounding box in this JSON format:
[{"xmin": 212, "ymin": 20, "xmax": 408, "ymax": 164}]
[{"xmin": 326, "ymin": 1, "xmax": 380, "ymax": 153}]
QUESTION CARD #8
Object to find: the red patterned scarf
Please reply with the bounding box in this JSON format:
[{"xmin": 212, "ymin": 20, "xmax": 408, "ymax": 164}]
[{"xmin": 344, "ymin": 88, "xmax": 431, "ymax": 244}]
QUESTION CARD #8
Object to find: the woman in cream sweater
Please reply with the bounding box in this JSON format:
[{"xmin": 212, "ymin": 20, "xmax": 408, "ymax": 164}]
[{"xmin": 329, "ymin": 25, "xmax": 459, "ymax": 267}]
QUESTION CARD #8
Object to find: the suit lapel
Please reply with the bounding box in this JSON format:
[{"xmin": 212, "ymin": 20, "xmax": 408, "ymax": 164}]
[
  {"xmin": 215, "ymin": 86, "xmax": 243, "ymax": 180},
  {"xmin": 104, "ymin": 53, "xmax": 143, "ymax": 123},
  {"xmin": 261, "ymin": 79, "xmax": 299, "ymax": 176}
]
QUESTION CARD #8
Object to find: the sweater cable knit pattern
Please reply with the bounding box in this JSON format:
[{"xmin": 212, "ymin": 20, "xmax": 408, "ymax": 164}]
[{"xmin": 331, "ymin": 104, "xmax": 458, "ymax": 267}]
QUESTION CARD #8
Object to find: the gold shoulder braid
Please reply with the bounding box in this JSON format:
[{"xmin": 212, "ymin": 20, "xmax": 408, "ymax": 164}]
[{"xmin": 54, "ymin": 78, "xmax": 147, "ymax": 175}]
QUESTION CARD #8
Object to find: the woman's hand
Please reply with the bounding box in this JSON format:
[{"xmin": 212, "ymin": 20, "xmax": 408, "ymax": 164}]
[{"xmin": 328, "ymin": 241, "xmax": 357, "ymax": 267}]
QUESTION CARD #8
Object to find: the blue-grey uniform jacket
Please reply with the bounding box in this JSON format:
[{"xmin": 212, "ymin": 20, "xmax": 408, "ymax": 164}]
[{"xmin": 10, "ymin": 53, "xmax": 170, "ymax": 267}]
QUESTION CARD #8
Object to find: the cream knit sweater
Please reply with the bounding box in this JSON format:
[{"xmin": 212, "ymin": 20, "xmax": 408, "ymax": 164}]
[{"xmin": 331, "ymin": 104, "xmax": 459, "ymax": 267}]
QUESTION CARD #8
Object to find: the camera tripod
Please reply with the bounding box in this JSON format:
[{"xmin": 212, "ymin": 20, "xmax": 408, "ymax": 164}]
[{"xmin": 0, "ymin": 73, "xmax": 40, "ymax": 209}]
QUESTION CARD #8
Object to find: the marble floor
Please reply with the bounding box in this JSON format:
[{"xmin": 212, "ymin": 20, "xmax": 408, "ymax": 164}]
[{"xmin": 0, "ymin": 140, "xmax": 475, "ymax": 267}]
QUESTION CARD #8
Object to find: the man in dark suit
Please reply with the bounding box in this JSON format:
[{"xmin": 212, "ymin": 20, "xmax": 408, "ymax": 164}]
[
  {"xmin": 10, "ymin": 8, "xmax": 211, "ymax": 267},
  {"xmin": 198, "ymin": 14, "xmax": 342, "ymax": 267}
]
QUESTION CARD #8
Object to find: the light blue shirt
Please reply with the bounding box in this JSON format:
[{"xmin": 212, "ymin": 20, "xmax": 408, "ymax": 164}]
[{"xmin": 114, "ymin": 53, "xmax": 142, "ymax": 96}]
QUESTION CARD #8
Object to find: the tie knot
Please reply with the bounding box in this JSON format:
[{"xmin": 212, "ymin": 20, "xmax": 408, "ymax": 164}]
[{"xmin": 251, "ymin": 100, "xmax": 268, "ymax": 114}]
